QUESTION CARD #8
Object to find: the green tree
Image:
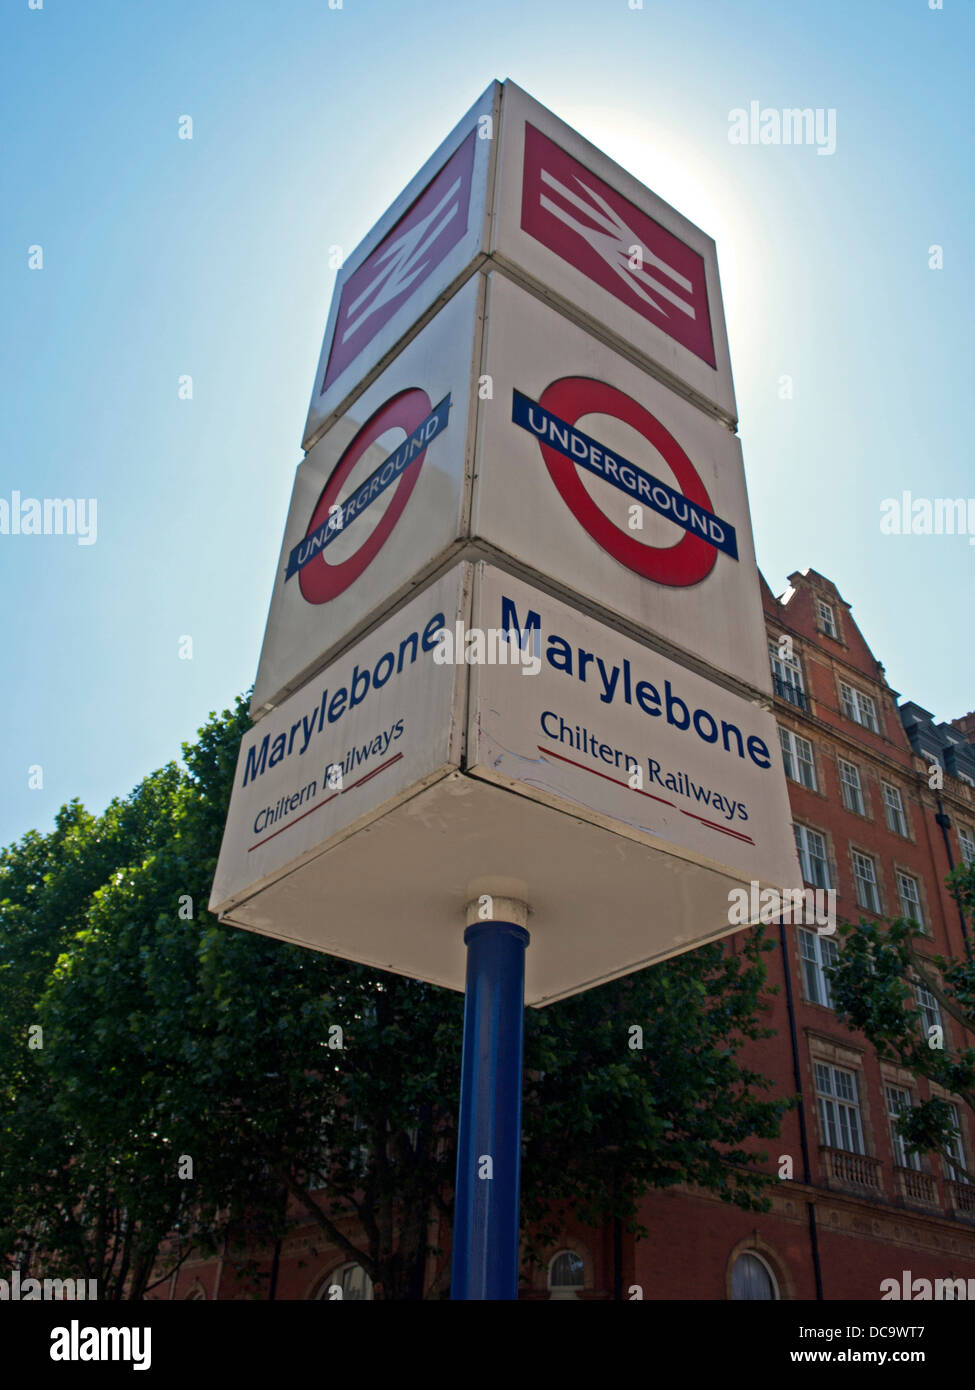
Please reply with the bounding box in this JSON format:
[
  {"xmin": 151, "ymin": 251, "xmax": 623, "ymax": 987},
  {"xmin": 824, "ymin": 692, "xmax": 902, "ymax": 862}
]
[
  {"xmin": 2, "ymin": 694, "xmax": 787, "ymax": 1300},
  {"xmin": 0, "ymin": 768, "xmax": 195, "ymax": 1297},
  {"xmin": 827, "ymin": 864, "xmax": 975, "ymax": 1181}
]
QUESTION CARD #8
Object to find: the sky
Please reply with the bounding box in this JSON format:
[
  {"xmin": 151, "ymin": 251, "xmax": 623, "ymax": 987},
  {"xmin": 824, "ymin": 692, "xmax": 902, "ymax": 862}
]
[{"xmin": 1, "ymin": 0, "xmax": 971, "ymax": 849}]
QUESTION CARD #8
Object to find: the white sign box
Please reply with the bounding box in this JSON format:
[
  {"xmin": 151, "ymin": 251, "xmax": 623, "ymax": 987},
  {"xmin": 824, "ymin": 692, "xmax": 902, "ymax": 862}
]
[
  {"xmin": 252, "ymin": 277, "xmax": 482, "ymax": 718},
  {"xmin": 467, "ymin": 567, "xmax": 793, "ymax": 891},
  {"xmin": 212, "ymin": 566, "xmax": 468, "ymax": 914},
  {"xmin": 303, "ymin": 86, "xmax": 500, "ymax": 450},
  {"xmin": 213, "ymin": 562, "xmax": 801, "ymax": 1008},
  {"xmin": 302, "ymin": 80, "xmax": 735, "ymax": 449},
  {"xmin": 473, "ymin": 272, "xmax": 768, "ymax": 697},
  {"xmin": 491, "ymin": 82, "xmax": 736, "ymax": 426}
]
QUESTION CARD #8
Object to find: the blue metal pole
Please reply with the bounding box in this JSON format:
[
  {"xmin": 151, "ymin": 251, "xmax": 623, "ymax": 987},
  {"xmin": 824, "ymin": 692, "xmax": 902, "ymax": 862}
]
[{"xmin": 451, "ymin": 919, "xmax": 530, "ymax": 1300}]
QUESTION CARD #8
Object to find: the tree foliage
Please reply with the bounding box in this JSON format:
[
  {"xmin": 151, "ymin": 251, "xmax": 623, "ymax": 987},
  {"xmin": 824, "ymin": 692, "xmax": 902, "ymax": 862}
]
[
  {"xmin": 1, "ymin": 693, "xmax": 788, "ymax": 1299},
  {"xmin": 828, "ymin": 866, "xmax": 975, "ymax": 1181}
]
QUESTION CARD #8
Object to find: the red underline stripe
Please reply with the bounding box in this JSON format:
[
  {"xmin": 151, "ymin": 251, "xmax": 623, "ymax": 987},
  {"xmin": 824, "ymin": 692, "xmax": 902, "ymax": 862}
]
[
  {"xmin": 247, "ymin": 752, "xmax": 404, "ymax": 851},
  {"xmin": 537, "ymin": 743, "xmax": 755, "ymax": 843},
  {"xmin": 678, "ymin": 808, "xmax": 754, "ymax": 844},
  {"xmin": 538, "ymin": 743, "xmax": 675, "ymax": 806}
]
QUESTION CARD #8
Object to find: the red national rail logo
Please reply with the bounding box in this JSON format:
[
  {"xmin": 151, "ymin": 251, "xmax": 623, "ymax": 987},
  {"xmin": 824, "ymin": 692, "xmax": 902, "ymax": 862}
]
[
  {"xmin": 322, "ymin": 131, "xmax": 477, "ymax": 391},
  {"xmin": 520, "ymin": 123, "xmax": 716, "ymax": 369}
]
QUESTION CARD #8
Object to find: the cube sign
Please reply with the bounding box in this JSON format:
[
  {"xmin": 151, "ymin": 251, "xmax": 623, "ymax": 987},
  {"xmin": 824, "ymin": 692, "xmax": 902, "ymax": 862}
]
[
  {"xmin": 303, "ymin": 81, "xmax": 736, "ymax": 450},
  {"xmin": 212, "ymin": 562, "xmax": 801, "ymax": 1007},
  {"xmin": 255, "ymin": 272, "xmax": 765, "ymax": 719}
]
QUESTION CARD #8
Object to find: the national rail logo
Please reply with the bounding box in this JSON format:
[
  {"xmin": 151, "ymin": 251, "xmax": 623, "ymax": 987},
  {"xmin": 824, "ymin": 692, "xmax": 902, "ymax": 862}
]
[
  {"xmin": 512, "ymin": 377, "xmax": 738, "ymax": 587},
  {"xmin": 520, "ymin": 122, "xmax": 716, "ymax": 367},
  {"xmin": 288, "ymin": 389, "xmax": 450, "ymax": 605},
  {"xmin": 322, "ymin": 130, "xmax": 477, "ymax": 391}
]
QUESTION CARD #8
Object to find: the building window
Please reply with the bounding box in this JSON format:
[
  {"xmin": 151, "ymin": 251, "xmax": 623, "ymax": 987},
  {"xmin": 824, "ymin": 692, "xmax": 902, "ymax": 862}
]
[
  {"xmin": 794, "ymin": 824, "xmax": 831, "ymax": 889},
  {"xmin": 548, "ymin": 1250, "xmax": 585, "ymax": 1300},
  {"xmin": 886, "ymin": 1085, "xmax": 921, "ymax": 1170},
  {"xmin": 944, "ymin": 1104, "xmax": 970, "ymax": 1184},
  {"xmin": 852, "ymin": 850, "xmax": 880, "ymax": 912},
  {"xmin": 915, "ymin": 981, "xmax": 942, "ymax": 1037},
  {"xmin": 882, "ymin": 783, "xmax": 907, "ymax": 837},
  {"xmin": 839, "ymin": 681, "xmax": 879, "ymax": 733},
  {"xmin": 897, "ymin": 873, "xmax": 924, "ymax": 928},
  {"xmin": 309, "ymin": 1114, "xmax": 331, "ymax": 1191},
  {"xmin": 779, "ymin": 726, "xmax": 817, "ymax": 790},
  {"xmin": 348, "ymin": 1113, "xmax": 370, "ymax": 1178},
  {"xmin": 817, "ymin": 600, "xmax": 838, "ymax": 639},
  {"xmin": 319, "ymin": 1264, "xmax": 375, "ymax": 1301},
  {"xmin": 815, "ymin": 1062, "xmax": 865, "ymax": 1154},
  {"xmin": 769, "ymin": 639, "xmax": 807, "ymax": 710},
  {"xmin": 838, "ymin": 758, "xmax": 865, "ymax": 815},
  {"xmin": 959, "ymin": 825, "xmax": 975, "ymax": 868},
  {"xmin": 730, "ymin": 1252, "xmax": 779, "ymax": 1301},
  {"xmin": 798, "ymin": 927, "xmax": 839, "ymax": 1007}
]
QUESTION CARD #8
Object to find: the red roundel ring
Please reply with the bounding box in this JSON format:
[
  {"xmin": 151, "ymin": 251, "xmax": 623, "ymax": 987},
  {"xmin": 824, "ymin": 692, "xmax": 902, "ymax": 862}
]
[
  {"xmin": 299, "ymin": 387, "xmax": 433, "ymax": 604},
  {"xmin": 535, "ymin": 377, "xmax": 718, "ymax": 588}
]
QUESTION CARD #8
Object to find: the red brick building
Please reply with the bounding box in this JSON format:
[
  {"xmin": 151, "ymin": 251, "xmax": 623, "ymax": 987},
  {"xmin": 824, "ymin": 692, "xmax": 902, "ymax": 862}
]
[{"xmin": 162, "ymin": 568, "xmax": 975, "ymax": 1301}]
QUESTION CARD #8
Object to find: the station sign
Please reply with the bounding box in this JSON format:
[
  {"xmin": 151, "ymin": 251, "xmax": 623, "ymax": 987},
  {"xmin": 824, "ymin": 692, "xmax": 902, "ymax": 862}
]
[
  {"xmin": 213, "ymin": 562, "xmax": 801, "ymax": 1007},
  {"xmin": 472, "ymin": 273, "xmax": 767, "ymax": 697},
  {"xmin": 303, "ymin": 80, "xmax": 735, "ymax": 451},
  {"xmin": 257, "ymin": 270, "xmax": 764, "ymax": 719},
  {"xmin": 467, "ymin": 567, "xmax": 791, "ymax": 889},
  {"xmin": 252, "ymin": 277, "xmax": 481, "ymax": 717},
  {"xmin": 304, "ymin": 87, "xmax": 500, "ymax": 450},
  {"xmin": 491, "ymin": 82, "xmax": 736, "ymax": 425},
  {"xmin": 212, "ymin": 566, "xmax": 468, "ymax": 916}
]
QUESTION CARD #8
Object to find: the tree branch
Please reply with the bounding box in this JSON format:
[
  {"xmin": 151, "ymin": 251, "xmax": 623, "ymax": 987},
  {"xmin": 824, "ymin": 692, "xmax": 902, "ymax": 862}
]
[
  {"xmin": 270, "ymin": 1166, "xmax": 373, "ymax": 1280},
  {"xmin": 905, "ymin": 940, "xmax": 974, "ymax": 1038}
]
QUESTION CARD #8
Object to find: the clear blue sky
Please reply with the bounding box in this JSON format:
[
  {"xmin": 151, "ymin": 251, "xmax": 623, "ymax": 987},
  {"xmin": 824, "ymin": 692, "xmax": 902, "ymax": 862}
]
[{"xmin": 1, "ymin": 0, "xmax": 971, "ymax": 848}]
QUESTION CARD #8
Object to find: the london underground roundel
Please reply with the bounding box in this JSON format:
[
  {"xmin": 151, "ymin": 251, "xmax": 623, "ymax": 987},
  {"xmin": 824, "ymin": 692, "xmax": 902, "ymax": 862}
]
[
  {"xmin": 292, "ymin": 387, "xmax": 450, "ymax": 605},
  {"xmin": 513, "ymin": 377, "xmax": 738, "ymax": 588}
]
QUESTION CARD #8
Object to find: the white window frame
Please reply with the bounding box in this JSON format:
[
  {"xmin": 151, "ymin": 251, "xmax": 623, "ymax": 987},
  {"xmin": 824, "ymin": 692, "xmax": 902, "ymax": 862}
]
[
  {"xmin": 817, "ymin": 600, "xmax": 838, "ymax": 639},
  {"xmin": 838, "ymin": 758, "xmax": 865, "ymax": 815},
  {"xmin": 885, "ymin": 1085, "xmax": 921, "ymax": 1171},
  {"xmin": 839, "ymin": 681, "xmax": 879, "ymax": 733},
  {"xmin": 348, "ymin": 1113, "xmax": 370, "ymax": 1178},
  {"xmin": 882, "ymin": 782, "xmax": 907, "ymax": 837},
  {"xmin": 914, "ymin": 980, "xmax": 942, "ymax": 1037},
  {"xmin": 852, "ymin": 850, "xmax": 880, "ymax": 912},
  {"xmin": 548, "ymin": 1250, "xmax": 585, "ymax": 1299},
  {"xmin": 896, "ymin": 872, "xmax": 924, "ymax": 928},
  {"xmin": 794, "ymin": 824, "xmax": 831, "ymax": 889},
  {"xmin": 958, "ymin": 825, "xmax": 975, "ymax": 868},
  {"xmin": 815, "ymin": 1062, "xmax": 865, "ymax": 1155},
  {"xmin": 778, "ymin": 726, "xmax": 817, "ymax": 790},
  {"xmin": 730, "ymin": 1252, "xmax": 779, "ymax": 1301},
  {"xmin": 319, "ymin": 1263, "xmax": 374, "ymax": 1301},
  {"xmin": 798, "ymin": 927, "xmax": 839, "ymax": 1007},
  {"xmin": 944, "ymin": 1104, "xmax": 970, "ymax": 1184},
  {"xmin": 769, "ymin": 639, "xmax": 806, "ymax": 706}
]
